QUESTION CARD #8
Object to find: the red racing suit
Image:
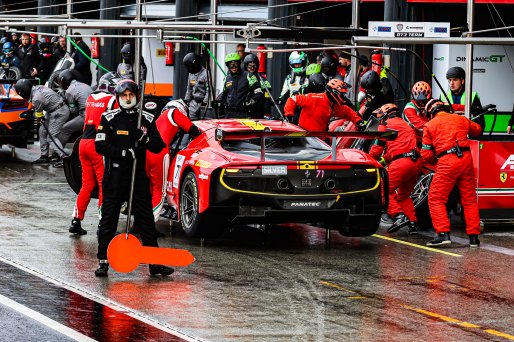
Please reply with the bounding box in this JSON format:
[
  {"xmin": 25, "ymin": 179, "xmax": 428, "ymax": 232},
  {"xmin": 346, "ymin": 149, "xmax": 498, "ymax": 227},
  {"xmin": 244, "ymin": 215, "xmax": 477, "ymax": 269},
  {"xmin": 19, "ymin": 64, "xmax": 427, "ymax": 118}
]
[
  {"xmin": 72, "ymin": 92, "xmax": 116, "ymax": 220},
  {"xmin": 369, "ymin": 116, "xmax": 422, "ymax": 222},
  {"xmin": 284, "ymin": 92, "xmax": 362, "ymax": 131},
  {"xmin": 145, "ymin": 107, "xmax": 195, "ymax": 221},
  {"xmin": 402, "ymin": 101, "xmax": 428, "ymax": 147},
  {"xmin": 421, "ymin": 111, "xmax": 482, "ymax": 235}
]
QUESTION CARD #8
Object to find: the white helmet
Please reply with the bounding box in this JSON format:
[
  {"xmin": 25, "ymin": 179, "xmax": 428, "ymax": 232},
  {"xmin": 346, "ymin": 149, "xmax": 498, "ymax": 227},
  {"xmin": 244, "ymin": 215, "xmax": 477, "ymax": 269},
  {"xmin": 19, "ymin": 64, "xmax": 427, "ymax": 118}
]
[{"xmin": 162, "ymin": 99, "xmax": 188, "ymax": 116}]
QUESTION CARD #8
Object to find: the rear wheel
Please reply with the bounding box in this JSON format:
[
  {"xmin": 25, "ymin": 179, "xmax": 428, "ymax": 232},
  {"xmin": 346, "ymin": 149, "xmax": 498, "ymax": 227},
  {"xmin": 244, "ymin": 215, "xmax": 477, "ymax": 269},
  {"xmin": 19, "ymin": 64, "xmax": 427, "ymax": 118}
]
[
  {"xmin": 180, "ymin": 171, "xmax": 223, "ymax": 238},
  {"xmin": 0, "ymin": 66, "xmax": 21, "ymax": 80},
  {"xmin": 411, "ymin": 172, "xmax": 434, "ymax": 229}
]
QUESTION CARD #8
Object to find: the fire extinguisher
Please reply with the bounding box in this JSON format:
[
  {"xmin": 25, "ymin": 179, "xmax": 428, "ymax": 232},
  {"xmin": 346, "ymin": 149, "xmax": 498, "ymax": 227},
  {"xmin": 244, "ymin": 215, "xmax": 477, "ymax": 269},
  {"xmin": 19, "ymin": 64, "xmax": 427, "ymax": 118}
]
[
  {"xmin": 256, "ymin": 44, "xmax": 266, "ymax": 74},
  {"xmin": 371, "ymin": 50, "xmax": 382, "ymax": 75},
  {"xmin": 91, "ymin": 34, "xmax": 100, "ymax": 59},
  {"xmin": 165, "ymin": 42, "xmax": 174, "ymax": 66}
]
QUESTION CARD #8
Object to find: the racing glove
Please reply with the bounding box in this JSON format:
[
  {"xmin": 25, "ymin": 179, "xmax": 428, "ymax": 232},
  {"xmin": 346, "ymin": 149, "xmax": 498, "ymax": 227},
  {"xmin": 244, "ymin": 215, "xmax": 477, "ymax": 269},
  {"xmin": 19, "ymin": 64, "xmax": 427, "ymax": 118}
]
[
  {"xmin": 356, "ymin": 120, "xmax": 366, "ymax": 132},
  {"xmin": 188, "ymin": 124, "xmax": 202, "ymax": 139},
  {"xmin": 482, "ymin": 104, "xmax": 497, "ymax": 112},
  {"xmin": 134, "ymin": 128, "xmax": 149, "ymax": 144},
  {"xmin": 211, "ymin": 100, "xmax": 222, "ymax": 109}
]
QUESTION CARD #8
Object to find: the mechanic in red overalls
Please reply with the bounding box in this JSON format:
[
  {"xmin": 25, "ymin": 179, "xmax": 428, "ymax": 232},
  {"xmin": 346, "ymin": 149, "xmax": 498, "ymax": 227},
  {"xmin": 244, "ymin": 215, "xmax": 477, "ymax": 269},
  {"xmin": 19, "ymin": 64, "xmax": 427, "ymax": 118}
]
[
  {"xmin": 145, "ymin": 99, "xmax": 202, "ymax": 221},
  {"xmin": 284, "ymin": 79, "xmax": 365, "ymax": 131},
  {"xmin": 369, "ymin": 103, "xmax": 422, "ymax": 235},
  {"xmin": 402, "ymin": 81, "xmax": 432, "ymax": 147},
  {"xmin": 421, "ymin": 99, "xmax": 483, "ymax": 247},
  {"xmin": 69, "ymin": 90, "xmax": 117, "ymax": 235}
]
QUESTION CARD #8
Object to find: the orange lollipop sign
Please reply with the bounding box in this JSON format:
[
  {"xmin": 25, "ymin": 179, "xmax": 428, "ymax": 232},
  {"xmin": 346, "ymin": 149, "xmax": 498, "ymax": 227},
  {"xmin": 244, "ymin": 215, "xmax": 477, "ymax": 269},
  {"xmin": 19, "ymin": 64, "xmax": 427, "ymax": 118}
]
[{"xmin": 107, "ymin": 234, "xmax": 195, "ymax": 273}]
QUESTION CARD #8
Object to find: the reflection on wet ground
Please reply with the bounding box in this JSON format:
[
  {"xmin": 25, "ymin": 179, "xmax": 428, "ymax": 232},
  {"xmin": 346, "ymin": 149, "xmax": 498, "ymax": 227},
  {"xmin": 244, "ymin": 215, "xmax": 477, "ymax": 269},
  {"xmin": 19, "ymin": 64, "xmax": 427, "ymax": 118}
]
[{"xmin": 0, "ymin": 146, "xmax": 513, "ymax": 341}]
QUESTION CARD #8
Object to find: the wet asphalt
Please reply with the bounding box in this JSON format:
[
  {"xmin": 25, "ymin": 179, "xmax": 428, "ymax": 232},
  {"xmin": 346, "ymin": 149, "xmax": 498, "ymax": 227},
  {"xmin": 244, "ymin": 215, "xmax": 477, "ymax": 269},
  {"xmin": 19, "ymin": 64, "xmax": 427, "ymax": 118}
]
[{"xmin": 0, "ymin": 145, "xmax": 513, "ymax": 341}]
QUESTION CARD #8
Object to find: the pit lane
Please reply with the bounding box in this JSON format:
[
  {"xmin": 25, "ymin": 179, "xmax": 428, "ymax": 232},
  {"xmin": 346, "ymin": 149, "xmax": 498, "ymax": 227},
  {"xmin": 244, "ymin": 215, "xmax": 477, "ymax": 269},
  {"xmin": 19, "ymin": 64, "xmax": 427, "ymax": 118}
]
[{"xmin": 0, "ymin": 146, "xmax": 513, "ymax": 341}]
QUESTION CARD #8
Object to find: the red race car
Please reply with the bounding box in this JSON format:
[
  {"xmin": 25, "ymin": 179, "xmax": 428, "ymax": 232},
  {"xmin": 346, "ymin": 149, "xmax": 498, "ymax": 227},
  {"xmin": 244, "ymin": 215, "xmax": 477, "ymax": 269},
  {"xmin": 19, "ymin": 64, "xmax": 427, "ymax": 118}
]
[{"xmin": 167, "ymin": 119, "xmax": 396, "ymax": 238}]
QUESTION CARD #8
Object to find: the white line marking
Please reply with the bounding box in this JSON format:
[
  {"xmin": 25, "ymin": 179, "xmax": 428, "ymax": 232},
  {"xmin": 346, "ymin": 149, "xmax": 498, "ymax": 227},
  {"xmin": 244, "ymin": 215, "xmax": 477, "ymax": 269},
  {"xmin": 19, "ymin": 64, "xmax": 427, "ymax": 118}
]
[
  {"xmin": 0, "ymin": 293, "xmax": 96, "ymax": 342},
  {"xmin": 0, "ymin": 255, "xmax": 207, "ymax": 342},
  {"xmin": 418, "ymin": 232, "xmax": 514, "ymax": 256}
]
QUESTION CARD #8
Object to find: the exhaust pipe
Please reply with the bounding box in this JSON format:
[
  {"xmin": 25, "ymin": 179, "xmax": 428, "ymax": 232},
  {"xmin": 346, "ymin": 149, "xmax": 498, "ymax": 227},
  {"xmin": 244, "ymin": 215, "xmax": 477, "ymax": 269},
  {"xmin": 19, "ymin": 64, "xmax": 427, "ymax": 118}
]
[
  {"xmin": 277, "ymin": 178, "xmax": 289, "ymax": 190},
  {"xmin": 324, "ymin": 178, "xmax": 336, "ymax": 190}
]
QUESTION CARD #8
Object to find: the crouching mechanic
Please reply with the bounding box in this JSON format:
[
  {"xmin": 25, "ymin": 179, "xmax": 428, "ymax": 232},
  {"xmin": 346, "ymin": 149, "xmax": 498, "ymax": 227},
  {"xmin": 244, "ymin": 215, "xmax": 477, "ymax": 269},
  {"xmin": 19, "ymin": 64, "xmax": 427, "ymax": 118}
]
[
  {"xmin": 368, "ymin": 104, "xmax": 422, "ymax": 235},
  {"xmin": 284, "ymin": 79, "xmax": 365, "ymax": 131},
  {"xmin": 146, "ymin": 99, "xmax": 202, "ymax": 221},
  {"xmin": 14, "ymin": 79, "xmax": 70, "ymax": 165},
  {"xmin": 421, "ymin": 99, "xmax": 483, "ymax": 247},
  {"xmin": 68, "ymin": 88, "xmax": 117, "ymax": 235},
  {"xmin": 94, "ymin": 80, "xmax": 173, "ymax": 277}
]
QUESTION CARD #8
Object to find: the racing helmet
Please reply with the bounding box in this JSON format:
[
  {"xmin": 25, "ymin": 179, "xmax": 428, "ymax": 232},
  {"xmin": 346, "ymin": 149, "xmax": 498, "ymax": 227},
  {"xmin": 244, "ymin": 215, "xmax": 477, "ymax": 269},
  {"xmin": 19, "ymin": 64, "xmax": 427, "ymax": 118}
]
[
  {"xmin": 115, "ymin": 79, "xmax": 139, "ymax": 110},
  {"xmin": 183, "ymin": 52, "xmax": 202, "ymax": 74},
  {"xmin": 2, "ymin": 41, "xmax": 13, "ymax": 55},
  {"xmin": 305, "ymin": 63, "xmax": 321, "ymax": 76},
  {"xmin": 98, "ymin": 72, "xmax": 121, "ymax": 95},
  {"xmin": 0, "ymin": 37, "xmax": 7, "ymax": 45},
  {"xmin": 225, "ymin": 52, "xmax": 241, "ymax": 73},
  {"xmin": 14, "ymin": 79, "xmax": 33, "ymax": 100},
  {"xmin": 39, "ymin": 37, "xmax": 52, "ymax": 56},
  {"xmin": 243, "ymin": 53, "xmax": 259, "ymax": 72},
  {"xmin": 307, "ymin": 73, "xmax": 326, "ymax": 93},
  {"xmin": 425, "ymin": 99, "xmax": 445, "ymax": 119},
  {"xmin": 411, "ymin": 81, "xmax": 432, "ymax": 105},
  {"xmin": 376, "ymin": 103, "xmax": 400, "ymax": 121},
  {"xmin": 360, "ymin": 70, "xmax": 381, "ymax": 93},
  {"xmin": 325, "ymin": 79, "xmax": 350, "ymax": 106},
  {"xmin": 121, "ymin": 43, "xmax": 133, "ymax": 62},
  {"xmin": 288, "ymin": 51, "xmax": 308, "ymax": 74},
  {"xmin": 58, "ymin": 70, "xmax": 76, "ymax": 90},
  {"xmin": 162, "ymin": 99, "xmax": 189, "ymax": 117},
  {"xmin": 320, "ymin": 55, "xmax": 338, "ymax": 76},
  {"xmin": 446, "ymin": 66, "xmax": 465, "ymax": 79},
  {"xmin": 51, "ymin": 36, "xmax": 59, "ymax": 45}
]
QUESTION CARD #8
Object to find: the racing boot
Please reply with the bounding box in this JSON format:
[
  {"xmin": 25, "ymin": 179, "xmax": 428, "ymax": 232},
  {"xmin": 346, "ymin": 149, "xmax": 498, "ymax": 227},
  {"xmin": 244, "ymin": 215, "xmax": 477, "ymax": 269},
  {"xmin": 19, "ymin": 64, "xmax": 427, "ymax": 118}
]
[
  {"xmin": 48, "ymin": 152, "xmax": 60, "ymax": 163},
  {"xmin": 52, "ymin": 158, "xmax": 64, "ymax": 168},
  {"xmin": 387, "ymin": 213, "xmax": 409, "ymax": 234},
  {"xmin": 69, "ymin": 218, "xmax": 87, "ymax": 235},
  {"xmin": 149, "ymin": 264, "xmax": 174, "ymax": 276},
  {"xmin": 407, "ymin": 221, "xmax": 419, "ymax": 235},
  {"xmin": 32, "ymin": 155, "xmax": 49, "ymax": 164},
  {"xmin": 469, "ymin": 234, "xmax": 480, "ymax": 248},
  {"xmin": 426, "ymin": 232, "xmax": 451, "ymax": 247},
  {"xmin": 380, "ymin": 213, "xmax": 393, "ymax": 225},
  {"xmin": 95, "ymin": 260, "xmax": 109, "ymax": 277}
]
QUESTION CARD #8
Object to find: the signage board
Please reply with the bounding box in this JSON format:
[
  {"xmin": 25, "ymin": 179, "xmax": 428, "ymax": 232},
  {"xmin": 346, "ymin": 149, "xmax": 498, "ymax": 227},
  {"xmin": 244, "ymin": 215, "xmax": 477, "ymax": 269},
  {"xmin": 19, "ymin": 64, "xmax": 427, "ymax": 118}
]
[{"xmin": 368, "ymin": 22, "xmax": 450, "ymax": 38}]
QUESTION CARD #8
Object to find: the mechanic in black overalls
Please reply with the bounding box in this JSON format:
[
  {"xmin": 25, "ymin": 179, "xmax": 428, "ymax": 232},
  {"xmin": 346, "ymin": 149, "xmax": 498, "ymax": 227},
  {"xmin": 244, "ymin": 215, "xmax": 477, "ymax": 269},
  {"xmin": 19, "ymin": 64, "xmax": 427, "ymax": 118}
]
[
  {"xmin": 213, "ymin": 52, "xmax": 263, "ymax": 118},
  {"xmin": 94, "ymin": 79, "xmax": 172, "ymax": 277}
]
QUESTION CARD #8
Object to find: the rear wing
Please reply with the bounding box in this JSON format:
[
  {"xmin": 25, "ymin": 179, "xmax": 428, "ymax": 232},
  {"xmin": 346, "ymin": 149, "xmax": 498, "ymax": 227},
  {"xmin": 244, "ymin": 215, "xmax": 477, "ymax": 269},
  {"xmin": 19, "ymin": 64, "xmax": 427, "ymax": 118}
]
[{"xmin": 214, "ymin": 128, "xmax": 397, "ymax": 161}]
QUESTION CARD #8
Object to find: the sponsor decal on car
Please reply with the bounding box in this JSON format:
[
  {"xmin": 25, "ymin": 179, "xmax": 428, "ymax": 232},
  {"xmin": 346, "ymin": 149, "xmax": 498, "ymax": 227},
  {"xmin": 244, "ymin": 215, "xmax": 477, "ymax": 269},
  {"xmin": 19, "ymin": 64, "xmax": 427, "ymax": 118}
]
[
  {"xmin": 172, "ymin": 155, "xmax": 186, "ymax": 189},
  {"xmin": 198, "ymin": 173, "xmax": 209, "ymax": 180},
  {"xmin": 195, "ymin": 160, "xmax": 212, "ymax": 168},
  {"xmin": 262, "ymin": 165, "xmax": 287, "ymax": 176}
]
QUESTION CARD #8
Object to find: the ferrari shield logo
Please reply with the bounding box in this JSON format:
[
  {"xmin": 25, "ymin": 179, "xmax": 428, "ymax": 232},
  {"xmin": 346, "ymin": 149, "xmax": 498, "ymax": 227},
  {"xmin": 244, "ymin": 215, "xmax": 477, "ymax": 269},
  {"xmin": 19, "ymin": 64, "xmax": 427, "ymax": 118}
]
[{"xmin": 500, "ymin": 172, "xmax": 507, "ymax": 183}]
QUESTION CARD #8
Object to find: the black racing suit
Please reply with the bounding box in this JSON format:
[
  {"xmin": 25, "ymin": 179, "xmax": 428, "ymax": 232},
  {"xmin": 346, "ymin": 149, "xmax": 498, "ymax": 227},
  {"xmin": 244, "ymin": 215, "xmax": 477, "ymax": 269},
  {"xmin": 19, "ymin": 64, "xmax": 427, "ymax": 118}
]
[
  {"xmin": 95, "ymin": 108, "xmax": 165, "ymax": 260},
  {"xmin": 216, "ymin": 69, "xmax": 263, "ymax": 118}
]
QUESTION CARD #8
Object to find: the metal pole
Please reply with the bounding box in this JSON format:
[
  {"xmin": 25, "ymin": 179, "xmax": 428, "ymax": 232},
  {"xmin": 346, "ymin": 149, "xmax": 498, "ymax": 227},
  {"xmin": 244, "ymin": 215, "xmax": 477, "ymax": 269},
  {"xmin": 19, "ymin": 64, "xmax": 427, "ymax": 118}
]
[
  {"xmin": 125, "ymin": 0, "xmax": 144, "ymax": 237},
  {"xmin": 210, "ymin": 0, "xmax": 217, "ymax": 97},
  {"xmin": 351, "ymin": 0, "xmax": 360, "ymax": 105},
  {"xmin": 464, "ymin": 0, "xmax": 474, "ymax": 119},
  {"xmin": 99, "ymin": 0, "xmax": 120, "ymax": 80}
]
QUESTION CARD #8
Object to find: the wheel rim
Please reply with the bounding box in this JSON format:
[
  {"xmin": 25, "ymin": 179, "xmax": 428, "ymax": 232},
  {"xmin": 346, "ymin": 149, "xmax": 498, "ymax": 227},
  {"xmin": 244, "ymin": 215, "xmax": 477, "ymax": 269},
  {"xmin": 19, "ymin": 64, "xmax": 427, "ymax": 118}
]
[
  {"xmin": 6, "ymin": 69, "xmax": 16, "ymax": 80},
  {"xmin": 180, "ymin": 179, "xmax": 197, "ymax": 229},
  {"xmin": 411, "ymin": 173, "xmax": 433, "ymax": 208}
]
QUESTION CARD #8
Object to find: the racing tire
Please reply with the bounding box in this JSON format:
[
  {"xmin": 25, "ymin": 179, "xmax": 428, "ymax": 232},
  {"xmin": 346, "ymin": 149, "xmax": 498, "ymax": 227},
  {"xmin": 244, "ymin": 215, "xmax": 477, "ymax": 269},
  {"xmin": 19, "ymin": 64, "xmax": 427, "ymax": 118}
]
[
  {"xmin": 411, "ymin": 172, "xmax": 434, "ymax": 229},
  {"xmin": 0, "ymin": 66, "xmax": 22, "ymax": 80},
  {"xmin": 46, "ymin": 69, "xmax": 63, "ymax": 92},
  {"xmin": 179, "ymin": 171, "xmax": 223, "ymax": 238}
]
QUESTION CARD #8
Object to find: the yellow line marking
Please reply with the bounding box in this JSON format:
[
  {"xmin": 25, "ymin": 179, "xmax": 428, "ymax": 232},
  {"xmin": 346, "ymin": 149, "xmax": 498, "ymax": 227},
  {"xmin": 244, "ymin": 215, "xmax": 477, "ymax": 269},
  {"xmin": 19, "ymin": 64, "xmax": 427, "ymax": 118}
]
[
  {"xmin": 372, "ymin": 234, "xmax": 462, "ymax": 257},
  {"xmin": 320, "ymin": 281, "xmax": 367, "ymax": 298},
  {"xmin": 402, "ymin": 305, "xmax": 514, "ymax": 340},
  {"xmin": 484, "ymin": 330, "xmax": 514, "ymax": 340}
]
